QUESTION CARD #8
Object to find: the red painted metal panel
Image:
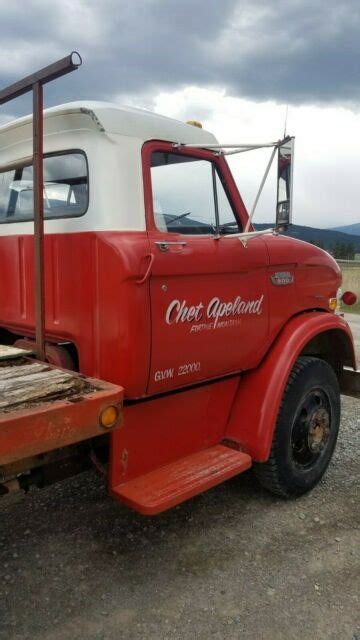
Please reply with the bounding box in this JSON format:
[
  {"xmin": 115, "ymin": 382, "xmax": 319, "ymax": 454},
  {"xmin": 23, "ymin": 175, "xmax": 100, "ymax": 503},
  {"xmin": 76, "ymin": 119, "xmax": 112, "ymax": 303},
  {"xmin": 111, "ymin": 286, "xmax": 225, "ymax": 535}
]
[
  {"xmin": 225, "ymin": 312, "xmax": 356, "ymax": 462},
  {"xmin": 109, "ymin": 376, "xmax": 240, "ymax": 487},
  {"xmin": 112, "ymin": 444, "xmax": 252, "ymax": 515},
  {"xmin": 263, "ymin": 234, "xmax": 342, "ymax": 341},
  {"xmin": 0, "ymin": 231, "xmax": 152, "ymax": 397}
]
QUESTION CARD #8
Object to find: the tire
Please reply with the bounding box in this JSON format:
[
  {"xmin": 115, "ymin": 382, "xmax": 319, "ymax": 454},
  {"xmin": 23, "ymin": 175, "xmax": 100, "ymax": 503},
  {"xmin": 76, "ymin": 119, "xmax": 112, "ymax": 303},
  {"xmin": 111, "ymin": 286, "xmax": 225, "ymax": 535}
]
[{"xmin": 254, "ymin": 356, "xmax": 340, "ymax": 498}]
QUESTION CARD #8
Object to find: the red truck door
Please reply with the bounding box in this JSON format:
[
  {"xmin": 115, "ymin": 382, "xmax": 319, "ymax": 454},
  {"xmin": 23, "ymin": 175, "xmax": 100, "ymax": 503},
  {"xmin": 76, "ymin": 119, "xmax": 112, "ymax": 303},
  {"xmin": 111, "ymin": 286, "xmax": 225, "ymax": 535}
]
[{"xmin": 143, "ymin": 143, "xmax": 270, "ymax": 394}]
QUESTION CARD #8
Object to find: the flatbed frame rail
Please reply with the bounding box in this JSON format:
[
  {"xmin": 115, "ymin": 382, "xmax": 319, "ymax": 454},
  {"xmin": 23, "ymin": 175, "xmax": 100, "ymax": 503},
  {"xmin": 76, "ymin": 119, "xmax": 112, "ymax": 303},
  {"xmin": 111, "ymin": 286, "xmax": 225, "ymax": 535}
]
[{"xmin": 0, "ymin": 349, "xmax": 123, "ymax": 467}]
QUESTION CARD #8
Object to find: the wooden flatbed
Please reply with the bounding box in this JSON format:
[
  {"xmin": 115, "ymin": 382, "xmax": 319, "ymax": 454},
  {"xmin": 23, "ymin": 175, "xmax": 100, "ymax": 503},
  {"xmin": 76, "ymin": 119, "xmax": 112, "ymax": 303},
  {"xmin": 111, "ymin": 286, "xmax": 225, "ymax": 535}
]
[{"xmin": 0, "ymin": 346, "xmax": 123, "ymax": 466}]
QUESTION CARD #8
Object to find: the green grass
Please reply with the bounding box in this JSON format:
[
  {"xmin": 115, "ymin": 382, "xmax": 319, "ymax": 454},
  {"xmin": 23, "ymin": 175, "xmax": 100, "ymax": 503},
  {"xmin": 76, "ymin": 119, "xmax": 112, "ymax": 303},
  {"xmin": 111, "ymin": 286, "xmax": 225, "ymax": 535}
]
[{"xmin": 342, "ymin": 301, "xmax": 360, "ymax": 314}]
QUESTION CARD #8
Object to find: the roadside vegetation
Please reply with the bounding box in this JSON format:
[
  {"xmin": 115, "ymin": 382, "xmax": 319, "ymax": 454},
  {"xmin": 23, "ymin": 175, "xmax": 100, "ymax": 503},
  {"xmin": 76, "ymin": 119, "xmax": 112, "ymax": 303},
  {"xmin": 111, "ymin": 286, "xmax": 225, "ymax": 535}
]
[
  {"xmin": 338, "ymin": 261, "xmax": 359, "ymax": 314},
  {"xmin": 311, "ymin": 239, "xmax": 356, "ymax": 260},
  {"xmin": 342, "ymin": 301, "xmax": 360, "ymax": 314}
]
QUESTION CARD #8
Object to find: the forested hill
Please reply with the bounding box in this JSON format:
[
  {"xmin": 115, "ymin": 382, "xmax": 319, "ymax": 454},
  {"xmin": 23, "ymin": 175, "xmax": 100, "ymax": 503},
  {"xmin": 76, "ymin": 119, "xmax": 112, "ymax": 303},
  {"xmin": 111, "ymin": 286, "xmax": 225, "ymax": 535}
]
[
  {"xmin": 332, "ymin": 223, "xmax": 360, "ymax": 236},
  {"xmin": 254, "ymin": 223, "xmax": 360, "ymax": 253}
]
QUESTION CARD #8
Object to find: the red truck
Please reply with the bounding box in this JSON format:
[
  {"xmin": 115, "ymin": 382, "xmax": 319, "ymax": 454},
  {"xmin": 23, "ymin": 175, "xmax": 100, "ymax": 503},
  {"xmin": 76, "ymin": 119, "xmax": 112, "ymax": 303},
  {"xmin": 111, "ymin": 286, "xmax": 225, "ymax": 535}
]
[{"xmin": 0, "ymin": 54, "xmax": 358, "ymax": 514}]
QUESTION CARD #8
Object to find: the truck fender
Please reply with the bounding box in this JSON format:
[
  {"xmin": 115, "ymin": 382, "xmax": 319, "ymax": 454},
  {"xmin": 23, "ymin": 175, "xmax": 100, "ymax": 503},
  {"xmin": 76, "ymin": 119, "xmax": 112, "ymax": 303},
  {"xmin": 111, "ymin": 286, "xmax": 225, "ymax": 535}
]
[{"xmin": 225, "ymin": 312, "xmax": 356, "ymax": 462}]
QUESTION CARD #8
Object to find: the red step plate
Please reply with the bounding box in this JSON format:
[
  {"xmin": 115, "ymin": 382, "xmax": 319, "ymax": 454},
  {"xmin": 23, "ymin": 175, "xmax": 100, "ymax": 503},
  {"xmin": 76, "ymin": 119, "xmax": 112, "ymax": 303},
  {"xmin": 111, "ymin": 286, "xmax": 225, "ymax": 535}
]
[{"xmin": 112, "ymin": 444, "xmax": 252, "ymax": 515}]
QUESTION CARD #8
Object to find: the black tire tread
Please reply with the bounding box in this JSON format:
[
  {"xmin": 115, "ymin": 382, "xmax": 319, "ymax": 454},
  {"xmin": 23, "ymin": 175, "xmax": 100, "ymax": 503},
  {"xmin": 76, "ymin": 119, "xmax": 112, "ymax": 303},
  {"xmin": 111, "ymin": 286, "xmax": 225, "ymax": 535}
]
[{"xmin": 254, "ymin": 356, "xmax": 338, "ymax": 498}]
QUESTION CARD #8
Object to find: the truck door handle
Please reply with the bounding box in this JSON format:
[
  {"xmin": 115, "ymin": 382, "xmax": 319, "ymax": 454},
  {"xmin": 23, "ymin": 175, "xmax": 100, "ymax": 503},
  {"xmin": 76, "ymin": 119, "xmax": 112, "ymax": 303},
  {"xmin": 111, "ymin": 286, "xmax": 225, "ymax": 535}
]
[
  {"xmin": 155, "ymin": 241, "xmax": 187, "ymax": 252},
  {"xmin": 136, "ymin": 253, "xmax": 154, "ymax": 285}
]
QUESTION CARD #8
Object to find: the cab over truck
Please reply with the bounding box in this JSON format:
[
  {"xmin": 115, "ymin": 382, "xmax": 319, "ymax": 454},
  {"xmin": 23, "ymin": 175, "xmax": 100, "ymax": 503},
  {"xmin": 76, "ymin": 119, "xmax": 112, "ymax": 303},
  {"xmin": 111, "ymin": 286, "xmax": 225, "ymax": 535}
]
[{"xmin": 0, "ymin": 55, "xmax": 358, "ymax": 514}]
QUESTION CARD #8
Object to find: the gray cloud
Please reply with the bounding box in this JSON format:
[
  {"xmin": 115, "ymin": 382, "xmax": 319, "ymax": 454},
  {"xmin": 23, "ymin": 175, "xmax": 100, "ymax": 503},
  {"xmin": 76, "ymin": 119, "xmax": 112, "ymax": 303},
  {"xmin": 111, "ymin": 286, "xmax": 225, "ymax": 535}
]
[{"xmin": 0, "ymin": 0, "xmax": 359, "ymax": 115}]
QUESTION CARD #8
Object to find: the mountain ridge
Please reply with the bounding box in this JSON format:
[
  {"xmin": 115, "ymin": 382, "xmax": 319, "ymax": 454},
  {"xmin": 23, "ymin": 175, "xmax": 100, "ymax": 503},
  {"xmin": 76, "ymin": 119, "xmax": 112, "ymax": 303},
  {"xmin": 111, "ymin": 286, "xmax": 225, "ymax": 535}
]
[
  {"xmin": 253, "ymin": 223, "xmax": 360, "ymax": 252},
  {"xmin": 332, "ymin": 223, "xmax": 360, "ymax": 235}
]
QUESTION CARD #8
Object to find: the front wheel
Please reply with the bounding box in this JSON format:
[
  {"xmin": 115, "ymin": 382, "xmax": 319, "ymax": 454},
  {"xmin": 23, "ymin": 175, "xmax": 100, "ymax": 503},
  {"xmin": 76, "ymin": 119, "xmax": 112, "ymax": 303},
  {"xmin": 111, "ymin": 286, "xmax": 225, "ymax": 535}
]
[{"xmin": 254, "ymin": 356, "xmax": 340, "ymax": 498}]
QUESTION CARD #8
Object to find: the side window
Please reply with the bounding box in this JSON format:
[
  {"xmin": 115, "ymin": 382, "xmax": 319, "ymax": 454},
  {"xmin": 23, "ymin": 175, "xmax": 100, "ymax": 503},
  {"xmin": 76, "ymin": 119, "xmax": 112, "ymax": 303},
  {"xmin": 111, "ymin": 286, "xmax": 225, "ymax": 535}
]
[
  {"xmin": 216, "ymin": 171, "xmax": 242, "ymax": 233},
  {"xmin": 151, "ymin": 152, "xmax": 216, "ymax": 235},
  {"xmin": 0, "ymin": 151, "xmax": 88, "ymax": 223},
  {"xmin": 150, "ymin": 151, "xmax": 242, "ymax": 235}
]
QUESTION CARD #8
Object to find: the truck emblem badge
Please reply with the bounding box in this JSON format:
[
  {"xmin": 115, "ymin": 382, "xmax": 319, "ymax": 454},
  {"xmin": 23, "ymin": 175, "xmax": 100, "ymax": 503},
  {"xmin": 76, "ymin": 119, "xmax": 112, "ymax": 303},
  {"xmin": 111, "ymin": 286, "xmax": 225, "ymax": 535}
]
[{"xmin": 271, "ymin": 272, "xmax": 294, "ymax": 286}]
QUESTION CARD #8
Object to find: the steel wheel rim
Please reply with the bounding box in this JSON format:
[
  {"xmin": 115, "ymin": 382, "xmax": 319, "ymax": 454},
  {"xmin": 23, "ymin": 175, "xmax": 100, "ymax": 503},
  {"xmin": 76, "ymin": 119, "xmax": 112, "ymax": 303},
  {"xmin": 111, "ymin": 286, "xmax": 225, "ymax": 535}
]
[{"xmin": 291, "ymin": 388, "xmax": 332, "ymax": 468}]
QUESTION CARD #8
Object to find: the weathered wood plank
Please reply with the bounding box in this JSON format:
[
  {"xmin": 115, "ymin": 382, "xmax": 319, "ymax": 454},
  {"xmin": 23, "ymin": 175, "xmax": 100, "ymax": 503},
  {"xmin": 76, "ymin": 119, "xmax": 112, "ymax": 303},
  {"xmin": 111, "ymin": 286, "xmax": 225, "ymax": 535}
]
[
  {"xmin": 0, "ymin": 369, "xmax": 74, "ymax": 392},
  {"xmin": 0, "ymin": 345, "xmax": 33, "ymax": 360},
  {"xmin": 0, "ymin": 369, "xmax": 82, "ymax": 409},
  {"xmin": 0, "ymin": 363, "xmax": 49, "ymax": 380}
]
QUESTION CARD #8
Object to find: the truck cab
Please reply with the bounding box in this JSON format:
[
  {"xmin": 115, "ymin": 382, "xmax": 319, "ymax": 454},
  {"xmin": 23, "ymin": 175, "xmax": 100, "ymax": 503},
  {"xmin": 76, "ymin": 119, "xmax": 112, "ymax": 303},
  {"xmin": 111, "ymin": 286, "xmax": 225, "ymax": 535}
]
[
  {"xmin": 0, "ymin": 102, "xmax": 348, "ymax": 394},
  {"xmin": 0, "ymin": 101, "xmax": 358, "ymax": 514}
]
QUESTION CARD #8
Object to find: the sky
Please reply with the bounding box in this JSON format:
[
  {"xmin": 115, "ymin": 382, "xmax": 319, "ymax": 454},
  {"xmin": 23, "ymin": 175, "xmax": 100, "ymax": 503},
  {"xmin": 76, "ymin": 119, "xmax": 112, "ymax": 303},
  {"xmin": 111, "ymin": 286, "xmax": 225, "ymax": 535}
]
[{"xmin": 0, "ymin": 0, "xmax": 359, "ymax": 228}]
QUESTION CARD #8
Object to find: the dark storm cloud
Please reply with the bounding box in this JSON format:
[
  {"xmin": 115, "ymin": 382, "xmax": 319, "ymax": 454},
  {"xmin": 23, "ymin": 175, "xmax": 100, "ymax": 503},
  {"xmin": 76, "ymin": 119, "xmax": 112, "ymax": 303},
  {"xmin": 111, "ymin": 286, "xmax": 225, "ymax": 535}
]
[{"xmin": 0, "ymin": 0, "xmax": 359, "ymax": 114}]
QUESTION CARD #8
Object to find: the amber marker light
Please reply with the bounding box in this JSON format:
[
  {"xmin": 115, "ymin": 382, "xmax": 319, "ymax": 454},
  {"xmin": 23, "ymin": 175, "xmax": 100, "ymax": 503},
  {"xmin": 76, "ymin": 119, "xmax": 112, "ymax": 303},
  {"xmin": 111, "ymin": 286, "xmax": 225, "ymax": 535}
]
[
  {"xmin": 186, "ymin": 120, "xmax": 203, "ymax": 128},
  {"xmin": 328, "ymin": 298, "xmax": 338, "ymax": 312},
  {"xmin": 99, "ymin": 405, "xmax": 120, "ymax": 429}
]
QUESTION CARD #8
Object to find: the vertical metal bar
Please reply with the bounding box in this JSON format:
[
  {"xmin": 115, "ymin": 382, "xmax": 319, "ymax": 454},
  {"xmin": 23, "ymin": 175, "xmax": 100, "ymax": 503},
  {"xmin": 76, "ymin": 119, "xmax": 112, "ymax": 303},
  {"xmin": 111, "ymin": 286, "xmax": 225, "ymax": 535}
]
[
  {"xmin": 212, "ymin": 163, "xmax": 220, "ymax": 233},
  {"xmin": 244, "ymin": 145, "xmax": 277, "ymax": 234},
  {"xmin": 32, "ymin": 82, "xmax": 46, "ymax": 361}
]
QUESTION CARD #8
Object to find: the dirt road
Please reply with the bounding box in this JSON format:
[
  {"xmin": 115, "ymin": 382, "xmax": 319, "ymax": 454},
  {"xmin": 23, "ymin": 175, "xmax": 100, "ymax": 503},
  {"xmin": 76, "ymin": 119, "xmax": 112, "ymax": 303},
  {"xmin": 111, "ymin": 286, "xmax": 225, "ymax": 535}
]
[{"xmin": 0, "ymin": 318, "xmax": 359, "ymax": 640}]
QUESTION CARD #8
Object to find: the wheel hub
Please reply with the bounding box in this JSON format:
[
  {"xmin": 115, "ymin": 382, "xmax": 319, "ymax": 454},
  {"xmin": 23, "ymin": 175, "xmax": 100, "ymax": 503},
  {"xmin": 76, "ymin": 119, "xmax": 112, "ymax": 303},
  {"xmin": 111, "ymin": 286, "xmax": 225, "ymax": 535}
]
[{"xmin": 307, "ymin": 408, "xmax": 330, "ymax": 452}]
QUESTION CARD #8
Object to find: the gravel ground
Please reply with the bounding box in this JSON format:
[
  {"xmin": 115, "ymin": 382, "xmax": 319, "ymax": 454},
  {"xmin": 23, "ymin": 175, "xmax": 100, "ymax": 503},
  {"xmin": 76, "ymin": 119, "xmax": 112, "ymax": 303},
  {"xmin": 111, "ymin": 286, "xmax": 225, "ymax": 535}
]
[
  {"xmin": 344, "ymin": 313, "xmax": 360, "ymax": 365},
  {"xmin": 0, "ymin": 318, "xmax": 359, "ymax": 640}
]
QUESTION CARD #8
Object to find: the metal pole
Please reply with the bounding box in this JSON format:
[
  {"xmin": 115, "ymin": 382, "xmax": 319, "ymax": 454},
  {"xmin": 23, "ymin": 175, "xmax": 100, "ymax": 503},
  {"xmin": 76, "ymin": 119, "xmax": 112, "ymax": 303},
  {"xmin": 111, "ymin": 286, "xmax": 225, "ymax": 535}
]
[
  {"xmin": 32, "ymin": 82, "xmax": 46, "ymax": 361},
  {"xmin": 244, "ymin": 145, "xmax": 278, "ymax": 234},
  {"xmin": 0, "ymin": 52, "xmax": 82, "ymax": 105},
  {"xmin": 176, "ymin": 142, "xmax": 278, "ymax": 149},
  {"xmin": 0, "ymin": 53, "xmax": 82, "ymax": 363}
]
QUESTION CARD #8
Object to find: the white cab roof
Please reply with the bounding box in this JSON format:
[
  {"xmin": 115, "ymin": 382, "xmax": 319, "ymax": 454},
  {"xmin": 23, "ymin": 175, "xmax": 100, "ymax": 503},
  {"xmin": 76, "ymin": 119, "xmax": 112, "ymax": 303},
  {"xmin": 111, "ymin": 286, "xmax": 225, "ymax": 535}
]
[
  {"xmin": 0, "ymin": 101, "xmax": 218, "ymax": 235},
  {"xmin": 0, "ymin": 100, "xmax": 217, "ymax": 146}
]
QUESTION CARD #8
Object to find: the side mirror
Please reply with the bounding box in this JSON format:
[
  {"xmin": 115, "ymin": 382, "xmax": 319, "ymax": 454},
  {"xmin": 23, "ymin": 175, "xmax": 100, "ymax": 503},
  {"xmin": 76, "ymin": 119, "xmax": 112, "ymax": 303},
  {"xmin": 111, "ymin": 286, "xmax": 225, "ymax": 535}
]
[{"xmin": 276, "ymin": 136, "xmax": 295, "ymax": 229}]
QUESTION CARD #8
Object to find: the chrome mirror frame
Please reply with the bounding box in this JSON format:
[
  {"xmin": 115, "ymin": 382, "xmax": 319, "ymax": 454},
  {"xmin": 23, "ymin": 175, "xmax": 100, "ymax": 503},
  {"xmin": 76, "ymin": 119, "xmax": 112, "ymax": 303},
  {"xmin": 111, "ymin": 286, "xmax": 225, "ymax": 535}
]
[{"xmin": 276, "ymin": 136, "xmax": 295, "ymax": 230}]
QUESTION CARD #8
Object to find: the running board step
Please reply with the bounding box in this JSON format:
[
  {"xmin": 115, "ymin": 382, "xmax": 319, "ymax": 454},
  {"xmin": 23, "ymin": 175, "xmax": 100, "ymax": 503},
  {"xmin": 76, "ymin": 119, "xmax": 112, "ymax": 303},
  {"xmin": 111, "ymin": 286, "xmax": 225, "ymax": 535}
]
[{"xmin": 111, "ymin": 445, "xmax": 252, "ymax": 515}]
